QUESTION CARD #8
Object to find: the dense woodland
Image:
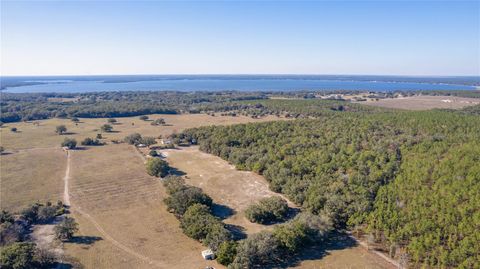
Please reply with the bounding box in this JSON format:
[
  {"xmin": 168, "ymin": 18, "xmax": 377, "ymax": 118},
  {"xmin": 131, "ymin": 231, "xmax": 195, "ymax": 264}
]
[
  {"xmin": 179, "ymin": 106, "xmax": 480, "ymax": 268},
  {"xmin": 2, "ymin": 90, "xmax": 479, "ymax": 123}
]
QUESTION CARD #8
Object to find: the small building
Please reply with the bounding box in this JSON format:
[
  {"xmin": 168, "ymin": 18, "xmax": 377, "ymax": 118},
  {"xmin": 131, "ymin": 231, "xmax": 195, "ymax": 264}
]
[
  {"xmin": 201, "ymin": 249, "xmax": 215, "ymax": 260},
  {"xmin": 136, "ymin": 144, "xmax": 147, "ymax": 148}
]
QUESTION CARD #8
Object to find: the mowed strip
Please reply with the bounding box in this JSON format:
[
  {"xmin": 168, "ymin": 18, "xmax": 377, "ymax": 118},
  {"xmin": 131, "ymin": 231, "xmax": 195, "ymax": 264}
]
[
  {"xmin": 66, "ymin": 144, "xmax": 221, "ymax": 269},
  {"xmin": 0, "ymin": 148, "xmax": 66, "ymax": 212}
]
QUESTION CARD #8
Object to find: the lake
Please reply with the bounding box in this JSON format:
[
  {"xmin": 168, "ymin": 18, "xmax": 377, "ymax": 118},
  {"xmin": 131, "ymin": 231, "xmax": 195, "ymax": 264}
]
[{"xmin": 1, "ymin": 75, "xmax": 477, "ymax": 93}]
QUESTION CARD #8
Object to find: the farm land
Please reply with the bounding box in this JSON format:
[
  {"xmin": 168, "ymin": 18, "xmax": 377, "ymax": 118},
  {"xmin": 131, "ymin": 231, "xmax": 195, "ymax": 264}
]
[{"xmin": 1, "ymin": 113, "xmax": 393, "ymax": 268}]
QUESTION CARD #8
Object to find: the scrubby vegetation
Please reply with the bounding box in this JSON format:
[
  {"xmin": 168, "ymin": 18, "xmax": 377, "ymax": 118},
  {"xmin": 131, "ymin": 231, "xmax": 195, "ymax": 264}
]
[
  {"xmin": 145, "ymin": 158, "xmax": 170, "ymax": 178},
  {"xmin": 61, "ymin": 138, "xmax": 77, "ymax": 149},
  {"xmin": 244, "ymin": 196, "xmax": 289, "ymax": 224},
  {"xmin": 81, "ymin": 137, "xmax": 104, "ymax": 146},
  {"xmin": 181, "ymin": 107, "xmax": 480, "ymax": 268},
  {"xmin": 161, "ymin": 176, "xmax": 232, "ymax": 251},
  {"xmin": 0, "ymin": 202, "xmax": 75, "ymax": 269}
]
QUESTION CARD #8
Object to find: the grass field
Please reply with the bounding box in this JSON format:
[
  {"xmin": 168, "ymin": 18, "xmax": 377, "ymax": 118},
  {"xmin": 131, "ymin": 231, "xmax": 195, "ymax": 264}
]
[
  {"xmin": 164, "ymin": 146, "xmax": 297, "ymax": 235},
  {"xmin": 0, "ymin": 148, "xmax": 66, "ymax": 212},
  {"xmin": 0, "ymin": 113, "xmax": 280, "ymax": 151},
  {"xmin": 359, "ymin": 95, "xmax": 479, "ymax": 110}
]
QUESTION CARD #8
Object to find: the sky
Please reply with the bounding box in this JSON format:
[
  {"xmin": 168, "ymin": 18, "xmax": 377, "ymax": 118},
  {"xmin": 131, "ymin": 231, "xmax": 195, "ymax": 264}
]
[{"xmin": 1, "ymin": 1, "xmax": 479, "ymax": 76}]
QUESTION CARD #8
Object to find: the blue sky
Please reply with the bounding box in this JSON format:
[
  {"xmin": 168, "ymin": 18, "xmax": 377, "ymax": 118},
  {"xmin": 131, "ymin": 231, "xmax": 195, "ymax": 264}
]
[{"xmin": 1, "ymin": 1, "xmax": 479, "ymax": 76}]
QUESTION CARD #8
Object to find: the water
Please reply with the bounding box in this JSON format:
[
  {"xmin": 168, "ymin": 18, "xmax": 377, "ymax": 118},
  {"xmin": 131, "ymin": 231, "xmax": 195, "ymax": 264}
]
[{"xmin": 1, "ymin": 75, "xmax": 477, "ymax": 93}]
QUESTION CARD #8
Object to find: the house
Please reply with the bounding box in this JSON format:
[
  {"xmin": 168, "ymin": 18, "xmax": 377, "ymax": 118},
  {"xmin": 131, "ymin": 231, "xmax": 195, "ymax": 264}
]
[{"xmin": 201, "ymin": 249, "xmax": 215, "ymax": 260}]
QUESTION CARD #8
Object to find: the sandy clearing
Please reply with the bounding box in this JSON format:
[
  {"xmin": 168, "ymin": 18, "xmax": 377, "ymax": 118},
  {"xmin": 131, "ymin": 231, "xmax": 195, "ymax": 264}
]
[{"xmin": 359, "ymin": 95, "xmax": 479, "ymax": 110}]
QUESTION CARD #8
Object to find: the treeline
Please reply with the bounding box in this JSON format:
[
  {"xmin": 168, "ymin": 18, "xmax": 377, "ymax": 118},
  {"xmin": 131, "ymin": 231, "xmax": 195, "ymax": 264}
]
[
  {"xmin": 0, "ymin": 91, "xmax": 266, "ymax": 123},
  {"xmin": 180, "ymin": 109, "xmax": 480, "ymax": 268}
]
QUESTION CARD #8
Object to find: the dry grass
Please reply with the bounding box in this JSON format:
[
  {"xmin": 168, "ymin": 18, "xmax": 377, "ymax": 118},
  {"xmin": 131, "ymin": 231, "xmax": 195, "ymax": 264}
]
[
  {"xmin": 0, "ymin": 114, "xmax": 280, "ymax": 151},
  {"xmin": 359, "ymin": 95, "xmax": 480, "ymax": 110},
  {"xmin": 164, "ymin": 146, "xmax": 296, "ymax": 235},
  {"xmin": 0, "ymin": 148, "xmax": 66, "ymax": 212},
  {"xmin": 66, "ymin": 144, "xmax": 222, "ymax": 268},
  {"xmin": 0, "ymin": 113, "xmax": 394, "ymax": 268}
]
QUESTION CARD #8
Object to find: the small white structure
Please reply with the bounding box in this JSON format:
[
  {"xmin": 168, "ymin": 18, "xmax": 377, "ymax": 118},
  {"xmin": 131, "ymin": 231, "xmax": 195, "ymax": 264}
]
[
  {"xmin": 201, "ymin": 249, "xmax": 215, "ymax": 260},
  {"xmin": 136, "ymin": 144, "xmax": 147, "ymax": 148}
]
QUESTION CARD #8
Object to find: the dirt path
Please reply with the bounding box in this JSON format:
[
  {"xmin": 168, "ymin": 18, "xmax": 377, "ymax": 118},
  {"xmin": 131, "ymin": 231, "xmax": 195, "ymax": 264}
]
[
  {"xmin": 63, "ymin": 149, "xmax": 165, "ymax": 268},
  {"xmin": 63, "ymin": 151, "xmax": 71, "ymax": 206}
]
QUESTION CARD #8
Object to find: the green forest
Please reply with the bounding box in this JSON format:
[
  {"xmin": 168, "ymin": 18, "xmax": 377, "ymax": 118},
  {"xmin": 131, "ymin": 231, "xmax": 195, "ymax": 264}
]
[{"xmin": 179, "ymin": 105, "xmax": 480, "ymax": 268}]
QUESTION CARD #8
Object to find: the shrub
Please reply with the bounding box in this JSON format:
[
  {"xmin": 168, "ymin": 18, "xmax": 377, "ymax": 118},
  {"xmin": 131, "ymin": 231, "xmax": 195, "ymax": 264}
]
[
  {"xmin": 230, "ymin": 231, "xmax": 280, "ymax": 268},
  {"xmin": 10, "ymin": 127, "xmax": 17, "ymax": 132},
  {"xmin": 164, "ymin": 186, "xmax": 212, "ymax": 216},
  {"xmin": 162, "ymin": 176, "xmax": 186, "ymax": 195},
  {"xmin": 141, "ymin": 136, "xmax": 157, "ymax": 147},
  {"xmin": 151, "ymin": 118, "xmax": 166, "ymax": 125},
  {"xmin": 180, "ymin": 203, "xmax": 216, "ymax": 240},
  {"xmin": 245, "ymin": 196, "xmax": 289, "ymax": 224},
  {"xmin": 54, "ymin": 217, "xmax": 78, "ymax": 241},
  {"xmin": 81, "ymin": 137, "xmax": 103, "ymax": 146},
  {"xmin": 204, "ymin": 223, "xmax": 231, "ymax": 251},
  {"xmin": 0, "ymin": 242, "xmax": 37, "ymax": 269},
  {"xmin": 216, "ymin": 241, "xmax": 237, "ymax": 266},
  {"xmin": 61, "ymin": 138, "xmax": 77, "ymax": 149},
  {"xmin": 124, "ymin": 133, "xmax": 142, "ymax": 145},
  {"xmin": 100, "ymin": 124, "xmax": 113, "ymax": 132},
  {"xmin": 149, "ymin": 150, "xmax": 158, "ymax": 157},
  {"xmin": 55, "ymin": 125, "xmax": 67, "ymax": 135},
  {"xmin": 107, "ymin": 118, "xmax": 117, "ymax": 124},
  {"xmin": 146, "ymin": 158, "xmax": 170, "ymax": 177},
  {"xmin": 71, "ymin": 117, "xmax": 79, "ymax": 122},
  {"xmin": 139, "ymin": 115, "xmax": 149, "ymax": 121}
]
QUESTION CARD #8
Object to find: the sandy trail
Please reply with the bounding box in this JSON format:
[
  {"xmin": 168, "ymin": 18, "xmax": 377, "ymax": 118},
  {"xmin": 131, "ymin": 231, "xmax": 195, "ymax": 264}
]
[{"xmin": 63, "ymin": 149, "xmax": 165, "ymax": 268}]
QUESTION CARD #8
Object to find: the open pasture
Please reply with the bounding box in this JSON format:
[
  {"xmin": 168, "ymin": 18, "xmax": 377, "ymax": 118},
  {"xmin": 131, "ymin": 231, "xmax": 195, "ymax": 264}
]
[
  {"xmin": 66, "ymin": 143, "xmax": 222, "ymax": 268},
  {"xmin": 164, "ymin": 146, "xmax": 296, "ymax": 235},
  {"xmin": 0, "ymin": 148, "xmax": 66, "ymax": 212},
  {"xmin": 0, "ymin": 113, "xmax": 280, "ymax": 150},
  {"xmin": 360, "ymin": 95, "xmax": 479, "ymax": 110}
]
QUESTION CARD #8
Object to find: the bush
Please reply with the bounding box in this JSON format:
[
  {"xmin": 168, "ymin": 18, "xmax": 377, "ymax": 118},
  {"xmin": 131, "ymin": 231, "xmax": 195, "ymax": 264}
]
[
  {"xmin": 230, "ymin": 231, "xmax": 280, "ymax": 268},
  {"xmin": 164, "ymin": 186, "xmax": 212, "ymax": 216},
  {"xmin": 216, "ymin": 241, "xmax": 237, "ymax": 266},
  {"xmin": 180, "ymin": 204, "xmax": 217, "ymax": 240},
  {"xmin": 204, "ymin": 223, "xmax": 231, "ymax": 251},
  {"xmin": 245, "ymin": 196, "xmax": 289, "ymax": 224},
  {"xmin": 81, "ymin": 137, "xmax": 103, "ymax": 146},
  {"xmin": 54, "ymin": 217, "xmax": 78, "ymax": 241},
  {"xmin": 55, "ymin": 125, "xmax": 67, "ymax": 135},
  {"xmin": 146, "ymin": 158, "xmax": 170, "ymax": 177},
  {"xmin": 162, "ymin": 176, "xmax": 186, "ymax": 195},
  {"xmin": 151, "ymin": 118, "xmax": 166, "ymax": 125},
  {"xmin": 0, "ymin": 242, "xmax": 37, "ymax": 269},
  {"xmin": 71, "ymin": 117, "xmax": 79, "ymax": 122},
  {"xmin": 141, "ymin": 136, "xmax": 157, "ymax": 147},
  {"xmin": 124, "ymin": 133, "xmax": 142, "ymax": 145},
  {"xmin": 61, "ymin": 138, "xmax": 77, "ymax": 149},
  {"xmin": 149, "ymin": 150, "xmax": 158, "ymax": 157},
  {"xmin": 10, "ymin": 127, "xmax": 17, "ymax": 132},
  {"xmin": 139, "ymin": 115, "xmax": 149, "ymax": 121},
  {"xmin": 100, "ymin": 124, "xmax": 113, "ymax": 132},
  {"xmin": 107, "ymin": 118, "xmax": 117, "ymax": 124}
]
